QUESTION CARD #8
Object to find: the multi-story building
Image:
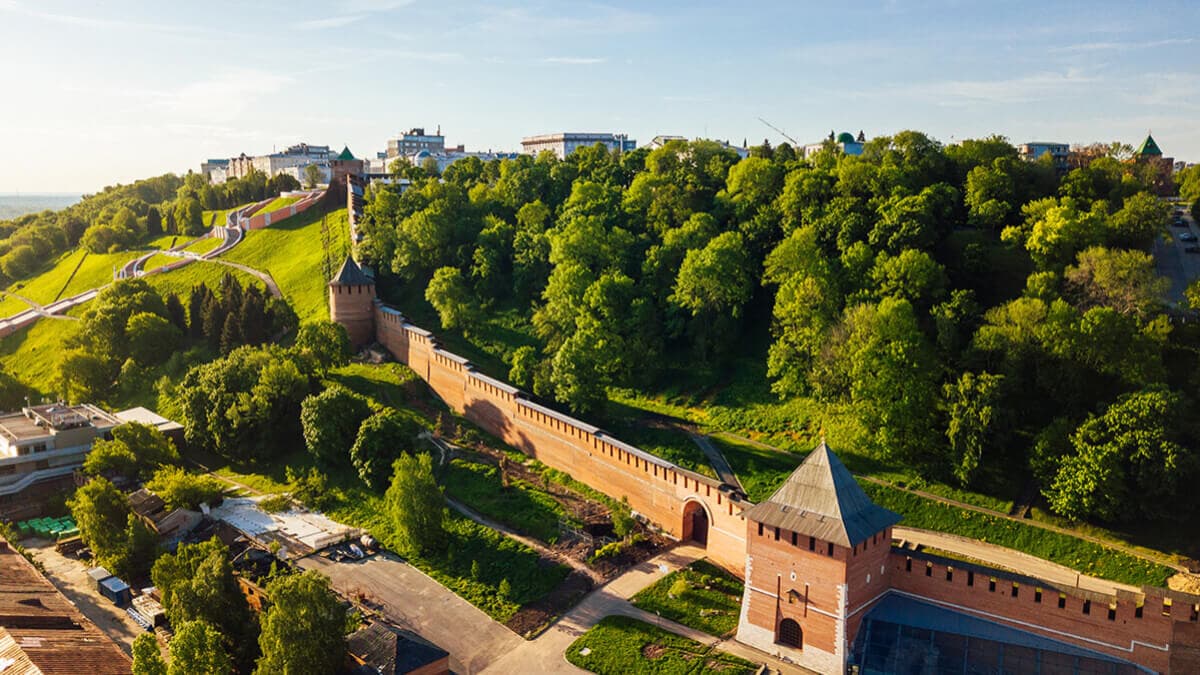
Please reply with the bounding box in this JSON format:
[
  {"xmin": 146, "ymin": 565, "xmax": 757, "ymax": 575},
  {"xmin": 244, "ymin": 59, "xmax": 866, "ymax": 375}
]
[
  {"xmin": 520, "ymin": 132, "xmax": 636, "ymax": 159},
  {"xmin": 0, "ymin": 403, "xmax": 122, "ymax": 520},
  {"xmin": 1020, "ymin": 141, "xmax": 1070, "ymax": 171},
  {"xmin": 386, "ymin": 127, "xmax": 446, "ymax": 158},
  {"xmin": 1134, "ymin": 133, "xmax": 1176, "ymax": 196},
  {"xmin": 200, "ymin": 158, "xmax": 229, "ymax": 183},
  {"xmin": 225, "ymin": 143, "xmax": 332, "ymax": 181},
  {"xmin": 802, "ymin": 130, "xmax": 866, "ymax": 159}
]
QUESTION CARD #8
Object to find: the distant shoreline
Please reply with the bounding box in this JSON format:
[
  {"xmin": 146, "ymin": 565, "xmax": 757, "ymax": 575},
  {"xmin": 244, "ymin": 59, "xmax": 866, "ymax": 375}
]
[{"xmin": 0, "ymin": 194, "xmax": 83, "ymax": 220}]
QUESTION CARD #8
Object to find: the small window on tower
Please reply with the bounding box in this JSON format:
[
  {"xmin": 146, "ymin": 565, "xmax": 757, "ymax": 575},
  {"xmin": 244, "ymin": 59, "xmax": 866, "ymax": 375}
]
[{"xmin": 827, "ymin": 542, "xmax": 834, "ymax": 557}]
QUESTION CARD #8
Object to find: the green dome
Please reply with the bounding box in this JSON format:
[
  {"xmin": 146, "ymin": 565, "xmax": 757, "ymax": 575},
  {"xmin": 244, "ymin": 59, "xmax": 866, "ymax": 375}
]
[{"xmin": 836, "ymin": 132, "xmax": 855, "ymax": 144}]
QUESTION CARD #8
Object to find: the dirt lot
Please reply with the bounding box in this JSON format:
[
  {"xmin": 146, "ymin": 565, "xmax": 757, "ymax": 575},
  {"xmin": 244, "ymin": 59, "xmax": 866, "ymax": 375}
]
[{"xmin": 24, "ymin": 539, "xmax": 145, "ymax": 654}]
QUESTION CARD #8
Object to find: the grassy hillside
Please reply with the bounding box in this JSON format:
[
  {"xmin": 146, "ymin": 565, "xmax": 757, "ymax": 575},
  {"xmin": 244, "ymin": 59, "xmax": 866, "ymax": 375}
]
[
  {"xmin": 223, "ymin": 205, "xmax": 348, "ymax": 322},
  {"xmin": 259, "ymin": 195, "xmax": 301, "ymax": 214},
  {"xmin": 0, "ymin": 307, "xmax": 83, "ymax": 394},
  {"xmin": 184, "ymin": 236, "xmax": 224, "ymax": 256},
  {"xmin": 201, "ymin": 203, "xmax": 251, "ymax": 229},
  {"xmin": 0, "ymin": 249, "xmax": 139, "ymax": 318},
  {"xmin": 144, "ymin": 260, "xmax": 261, "ymax": 298}
]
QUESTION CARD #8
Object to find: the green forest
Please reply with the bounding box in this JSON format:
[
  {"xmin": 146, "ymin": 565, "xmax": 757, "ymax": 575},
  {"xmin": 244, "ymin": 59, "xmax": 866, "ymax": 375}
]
[
  {"xmin": 358, "ymin": 134, "xmax": 1200, "ymax": 532},
  {"xmin": 0, "ymin": 169, "xmax": 298, "ymax": 284}
]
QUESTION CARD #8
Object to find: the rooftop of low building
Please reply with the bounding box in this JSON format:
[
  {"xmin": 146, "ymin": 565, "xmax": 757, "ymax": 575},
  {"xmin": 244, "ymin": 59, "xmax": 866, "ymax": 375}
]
[{"xmin": 0, "ymin": 403, "xmax": 121, "ymax": 444}]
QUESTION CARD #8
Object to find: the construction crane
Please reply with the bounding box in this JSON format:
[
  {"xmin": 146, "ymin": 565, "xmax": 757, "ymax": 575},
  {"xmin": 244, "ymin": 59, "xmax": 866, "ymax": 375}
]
[{"xmin": 757, "ymin": 117, "xmax": 801, "ymax": 147}]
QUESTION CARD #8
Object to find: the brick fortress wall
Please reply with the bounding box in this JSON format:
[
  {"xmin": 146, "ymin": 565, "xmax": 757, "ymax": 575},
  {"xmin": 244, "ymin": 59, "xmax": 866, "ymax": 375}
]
[
  {"xmin": 365, "ymin": 300, "xmax": 1200, "ymax": 673},
  {"xmin": 372, "ymin": 303, "xmax": 750, "ymax": 575},
  {"xmin": 887, "ymin": 549, "xmax": 1200, "ymax": 673}
]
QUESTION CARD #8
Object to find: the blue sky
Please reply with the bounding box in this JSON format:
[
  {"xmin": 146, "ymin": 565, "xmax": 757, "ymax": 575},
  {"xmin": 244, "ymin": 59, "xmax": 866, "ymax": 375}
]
[{"xmin": 1, "ymin": 0, "xmax": 1197, "ymax": 193}]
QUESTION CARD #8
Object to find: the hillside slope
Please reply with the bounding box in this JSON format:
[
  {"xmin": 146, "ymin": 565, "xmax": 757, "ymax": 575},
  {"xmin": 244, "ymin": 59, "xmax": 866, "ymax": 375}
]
[{"xmin": 222, "ymin": 206, "xmax": 348, "ymax": 322}]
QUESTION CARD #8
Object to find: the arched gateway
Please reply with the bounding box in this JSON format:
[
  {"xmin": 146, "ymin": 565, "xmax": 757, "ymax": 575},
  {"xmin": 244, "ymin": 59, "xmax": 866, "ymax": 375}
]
[{"xmin": 681, "ymin": 499, "xmax": 709, "ymax": 546}]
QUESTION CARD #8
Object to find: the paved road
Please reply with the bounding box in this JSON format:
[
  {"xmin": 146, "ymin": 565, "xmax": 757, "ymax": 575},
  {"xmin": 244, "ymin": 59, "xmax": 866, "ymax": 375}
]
[
  {"xmin": 1154, "ymin": 204, "xmax": 1198, "ymax": 305},
  {"xmin": 26, "ymin": 540, "xmax": 144, "ymax": 655},
  {"xmin": 299, "ymin": 553, "xmax": 521, "ymax": 675},
  {"xmin": 691, "ymin": 433, "xmax": 744, "ymax": 491},
  {"xmin": 895, "ymin": 526, "xmax": 1140, "ymax": 595}
]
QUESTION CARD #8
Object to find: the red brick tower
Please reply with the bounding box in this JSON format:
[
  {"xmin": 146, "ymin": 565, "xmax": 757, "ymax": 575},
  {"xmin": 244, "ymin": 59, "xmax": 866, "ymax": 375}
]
[
  {"xmin": 735, "ymin": 442, "xmax": 900, "ymax": 673},
  {"xmin": 328, "ymin": 256, "xmax": 376, "ymax": 348}
]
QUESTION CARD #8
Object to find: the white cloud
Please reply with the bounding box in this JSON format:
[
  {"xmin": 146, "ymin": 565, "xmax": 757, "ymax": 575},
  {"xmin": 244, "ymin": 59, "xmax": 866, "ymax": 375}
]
[
  {"xmin": 0, "ymin": 0, "xmax": 223, "ymax": 36},
  {"xmin": 543, "ymin": 56, "xmax": 607, "ymax": 65},
  {"xmin": 476, "ymin": 5, "xmax": 656, "ymax": 36},
  {"xmin": 291, "ymin": 15, "xmax": 364, "ymax": 30},
  {"xmin": 1051, "ymin": 38, "xmax": 1194, "ymax": 53},
  {"xmin": 339, "ymin": 0, "xmax": 415, "ymax": 11},
  {"xmin": 899, "ymin": 69, "xmax": 1100, "ymax": 105}
]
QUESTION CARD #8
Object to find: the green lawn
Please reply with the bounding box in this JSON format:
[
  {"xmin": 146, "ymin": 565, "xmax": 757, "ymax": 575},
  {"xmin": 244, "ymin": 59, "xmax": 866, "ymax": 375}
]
[
  {"xmin": 143, "ymin": 260, "xmax": 261, "ymax": 299},
  {"xmin": 0, "ymin": 249, "xmax": 136, "ymax": 318},
  {"xmin": 142, "ymin": 253, "xmax": 180, "ymax": 273},
  {"xmin": 443, "ymin": 458, "xmax": 572, "ymax": 544},
  {"xmin": 202, "ymin": 203, "xmax": 252, "ymax": 229},
  {"xmin": 565, "ymin": 615, "xmax": 756, "ymax": 675},
  {"xmin": 223, "ymin": 206, "xmax": 349, "ymax": 322},
  {"xmin": 862, "ymin": 483, "xmax": 1176, "ymax": 587},
  {"xmin": 183, "ymin": 236, "xmax": 224, "ymax": 256},
  {"xmin": 147, "ymin": 234, "xmax": 181, "ymax": 250},
  {"xmin": 259, "ymin": 195, "xmax": 301, "ymax": 214},
  {"xmin": 328, "ymin": 362, "xmax": 428, "ymax": 410},
  {"xmin": 631, "ymin": 559, "xmax": 744, "ymax": 638},
  {"xmin": 0, "ymin": 306, "xmax": 83, "ymax": 394}
]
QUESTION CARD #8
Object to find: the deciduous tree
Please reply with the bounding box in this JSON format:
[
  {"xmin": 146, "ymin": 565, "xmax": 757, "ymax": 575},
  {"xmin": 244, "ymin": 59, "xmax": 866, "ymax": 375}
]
[
  {"xmin": 301, "ymin": 385, "xmax": 372, "ymax": 466},
  {"xmin": 385, "ymin": 452, "xmax": 446, "ymax": 555},
  {"xmin": 351, "ymin": 409, "xmax": 421, "ymax": 490},
  {"xmin": 254, "ymin": 571, "xmax": 346, "ymax": 675}
]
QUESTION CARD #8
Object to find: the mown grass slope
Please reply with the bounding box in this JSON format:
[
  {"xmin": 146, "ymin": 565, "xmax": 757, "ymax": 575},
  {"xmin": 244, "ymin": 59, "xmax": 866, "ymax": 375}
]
[
  {"xmin": 0, "ymin": 249, "xmax": 138, "ymax": 317},
  {"xmin": 223, "ymin": 206, "xmax": 348, "ymax": 322},
  {"xmin": 0, "ymin": 306, "xmax": 83, "ymax": 394}
]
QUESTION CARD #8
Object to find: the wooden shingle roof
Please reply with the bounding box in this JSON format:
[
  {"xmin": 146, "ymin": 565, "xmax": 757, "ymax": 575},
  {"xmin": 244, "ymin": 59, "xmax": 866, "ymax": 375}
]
[{"xmin": 741, "ymin": 442, "xmax": 901, "ymax": 547}]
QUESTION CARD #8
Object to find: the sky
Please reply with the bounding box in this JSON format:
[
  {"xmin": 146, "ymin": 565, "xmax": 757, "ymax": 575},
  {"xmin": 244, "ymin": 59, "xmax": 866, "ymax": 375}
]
[{"xmin": 1, "ymin": 0, "xmax": 1198, "ymax": 193}]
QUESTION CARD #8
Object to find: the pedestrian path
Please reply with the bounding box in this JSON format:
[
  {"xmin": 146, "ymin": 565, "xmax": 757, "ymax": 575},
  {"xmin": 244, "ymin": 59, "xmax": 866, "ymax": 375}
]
[
  {"xmin": 690, "ymin": 432, "xmax": 743, "ymax": 492},
  {"xmin": 482, "ymin": 545, "xmax": 815, "ymax": 674}
]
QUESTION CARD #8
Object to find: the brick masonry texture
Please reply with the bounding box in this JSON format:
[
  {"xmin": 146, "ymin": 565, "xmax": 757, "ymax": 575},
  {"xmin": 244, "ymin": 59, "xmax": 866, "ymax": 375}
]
[{"xmin": 339, "ymin": 297, "xmax": 1200, "ymax": 674}]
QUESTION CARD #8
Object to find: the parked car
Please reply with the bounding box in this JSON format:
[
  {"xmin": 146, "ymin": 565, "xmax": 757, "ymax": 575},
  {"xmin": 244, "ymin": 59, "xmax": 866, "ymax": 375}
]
[
  {"xmin": 1185, "ymin": 246, "xmax": 1200, "ymax": 254},
  {"xmin": 1181, "ymin": 232, "xmax": 1198, "ymax": 242}
]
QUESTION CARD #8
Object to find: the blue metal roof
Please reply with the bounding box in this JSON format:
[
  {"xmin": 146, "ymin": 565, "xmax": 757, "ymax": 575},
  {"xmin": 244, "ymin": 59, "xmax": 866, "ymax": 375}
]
[{"xmin": 859, "ymin": 593, "xmax": 1149, "ymax": 671}]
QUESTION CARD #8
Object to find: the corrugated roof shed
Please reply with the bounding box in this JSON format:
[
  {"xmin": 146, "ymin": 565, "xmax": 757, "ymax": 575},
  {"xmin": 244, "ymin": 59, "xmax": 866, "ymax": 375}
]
[
  {"xmin": 0, "ymin": 538, "xmax": 132, "ymax": 674},
  {"xmin": 346, "ymin": 621, "xmax": 448, "ymax": 674},
  {"xmin": 741, "ymin": 442, "xmax": 901, "ymax": 547}
]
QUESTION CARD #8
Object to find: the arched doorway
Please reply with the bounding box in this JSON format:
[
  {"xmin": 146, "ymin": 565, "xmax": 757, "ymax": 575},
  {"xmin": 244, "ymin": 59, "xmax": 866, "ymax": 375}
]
[
  {"xmin": 778, "ymin": 618, "xmax": 802, "ymax": 648},
  {"xmin": 682, "ymin": 500, "xmax": 708, "ymax": 546}
]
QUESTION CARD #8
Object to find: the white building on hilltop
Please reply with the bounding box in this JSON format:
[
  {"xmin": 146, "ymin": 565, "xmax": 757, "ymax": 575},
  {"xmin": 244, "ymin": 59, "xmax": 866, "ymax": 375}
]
[{"xmin": 521, "ymin": 132, "xmax": 636, "ymax": 159}]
